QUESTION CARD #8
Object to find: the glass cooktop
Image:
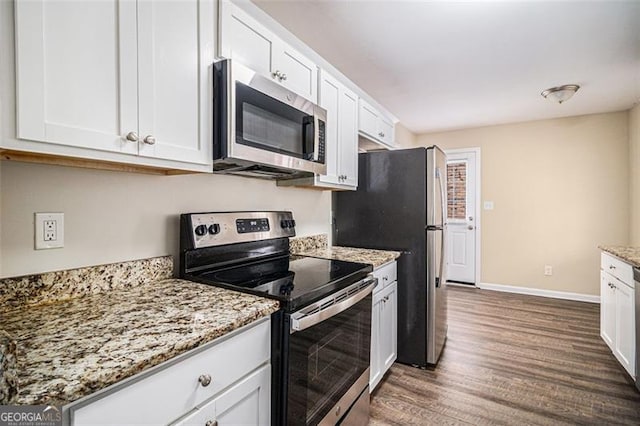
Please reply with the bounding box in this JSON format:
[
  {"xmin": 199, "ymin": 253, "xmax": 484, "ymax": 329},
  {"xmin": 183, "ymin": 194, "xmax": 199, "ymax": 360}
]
[{"xmin": 192, "ymin": 255, "xmax": 371, "ymax": 311}]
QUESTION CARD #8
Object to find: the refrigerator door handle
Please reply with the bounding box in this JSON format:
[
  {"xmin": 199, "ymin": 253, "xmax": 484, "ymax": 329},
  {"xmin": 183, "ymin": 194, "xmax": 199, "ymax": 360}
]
[{"xmin": 437, "ymin": 166, "xmax": 447, "ymax": 287}]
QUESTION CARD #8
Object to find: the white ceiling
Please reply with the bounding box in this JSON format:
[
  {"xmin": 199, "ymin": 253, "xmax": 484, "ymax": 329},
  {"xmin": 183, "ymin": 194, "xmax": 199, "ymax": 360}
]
[{"xmin": 253, "ymin": 0, "xmax": 640, "ymax": 134}]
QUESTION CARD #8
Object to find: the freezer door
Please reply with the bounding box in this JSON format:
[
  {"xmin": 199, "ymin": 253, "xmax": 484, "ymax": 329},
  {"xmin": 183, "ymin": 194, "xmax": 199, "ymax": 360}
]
[
  {"xmin": 426, "ymin": 146, "xmax": 447, "ymax": 228},
  {"xmin": 427, "ymin": 228, "xmax": 448, "ymax": 364}
]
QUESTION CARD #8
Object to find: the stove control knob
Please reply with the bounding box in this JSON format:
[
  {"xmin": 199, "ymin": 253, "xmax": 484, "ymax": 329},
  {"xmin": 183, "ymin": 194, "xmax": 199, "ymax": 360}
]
[
  {"xmin": 281, "ymin": 220, "xmax": 289, "ymax": 229},
  {"xmin": 208, "ymin": 224, "xmax": 220, "ymax": 235},
  {"xmin": 290, "ymin": 219, "xmax": 296, "ymax": 228},
  {"xmin": 195, "ymin": 225, "xmax": 208, "ymax": 236}
]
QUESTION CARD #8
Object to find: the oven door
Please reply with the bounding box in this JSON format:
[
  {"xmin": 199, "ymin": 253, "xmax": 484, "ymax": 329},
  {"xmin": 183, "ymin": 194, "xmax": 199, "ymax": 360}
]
[
  {"xmin": 216, "ymin": 59, "xmax": 327, "ymax": 176},
  {"xmin": 286, "ymin": 277, "xmax": 374, "ymax": 426}
]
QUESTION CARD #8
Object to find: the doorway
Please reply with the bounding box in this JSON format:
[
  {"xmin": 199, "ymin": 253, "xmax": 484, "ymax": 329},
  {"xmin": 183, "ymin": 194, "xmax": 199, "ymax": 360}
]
[{"xmin": 445, "ymin": 148, "xmax": 480, "ymax": 286}]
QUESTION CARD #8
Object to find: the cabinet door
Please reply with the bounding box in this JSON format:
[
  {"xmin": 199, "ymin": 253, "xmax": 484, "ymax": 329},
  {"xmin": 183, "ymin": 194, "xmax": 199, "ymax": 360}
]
[
  {"xmin": 380, "ymin": 282, "xmax": 398, "ymax": 372},
  {"xmin": 273, "ymin": 43, "xmax": 318, "ymax": 102},
  {"xmin": 137, "ymin": 0, "xmax": 213, "ymax": 165},
  {"xmin": 218, "ymin": 0, "xmax": 276, "ymax": 78},
  {"xmin": 358, "ymin": 99, "xmax": 378, "ymax": 139},
  {"xmin": 614, "ymin": 282, "xmax": 636, "ymax": 377},
  {"xmin": 318, "ymin": 71, "xmax": 341, "ymax": 185},
  {"xmin": 215, "ymin": 364, "xmax": 271, "ymax": 426},
  {"xmin": 601, "ymin": 272, "xmax": 615, "ymax": 349},
  {"xmin": 15, "ymin": 0, "xmax": 138, "ymax": 154},
  {"xmin": 369, "ymin": 295, "xmax": 383, "ymax": 391},
  {"xmin": 339, "ymin": 87, "xmax": 359, "ymax": 187},
  {"xmin": 173, "ymin": 365, "xmax": 270, "ymax": 426},
  {"xmin": 378, "ymin": 117, "xmax": 395, "ymax": 147}
]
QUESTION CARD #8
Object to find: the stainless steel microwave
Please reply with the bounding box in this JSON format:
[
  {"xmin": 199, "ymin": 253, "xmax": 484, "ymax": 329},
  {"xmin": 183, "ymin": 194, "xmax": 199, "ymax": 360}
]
[{"xmin": 212, "ymin": 60, "xmax": 327, "ymax": 179}]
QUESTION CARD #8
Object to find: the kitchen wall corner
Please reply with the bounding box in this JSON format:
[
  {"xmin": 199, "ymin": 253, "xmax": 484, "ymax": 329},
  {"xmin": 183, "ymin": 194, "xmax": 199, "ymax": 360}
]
[
  {"xmin": 630, "ymin": 103, "xmax": 640, "ymax": 246},
  {"xmin": 394, "ymin": 123, "xmax": 417, "ymax": 149},
  {"xmin": 0, "ymin": 162, "xmax": 331, "ymax": 278}
]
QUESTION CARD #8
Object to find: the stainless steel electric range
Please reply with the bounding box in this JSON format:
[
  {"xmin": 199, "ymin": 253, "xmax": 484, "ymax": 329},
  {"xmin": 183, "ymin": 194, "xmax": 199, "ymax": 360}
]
[{"xmin": 179, "ymin": 211, "xmax": 374, "ymax": 426}]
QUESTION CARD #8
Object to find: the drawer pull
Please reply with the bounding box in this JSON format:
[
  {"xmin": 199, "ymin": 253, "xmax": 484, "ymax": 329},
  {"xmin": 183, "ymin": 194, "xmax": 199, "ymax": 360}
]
[
  {"xmin": 205, "ymin": 421, "xmax": 218, "ymax": 426},
  {"xmin": 383, "ymin": 276, "xmax": 388, "ymax": 281},
  {"xmin": 198, "ymin": 374, "xmax": 212, "ymax": 387},
  {"xmin": 609, "ymin": 265, "xmax": 616, "ymax": 270}
]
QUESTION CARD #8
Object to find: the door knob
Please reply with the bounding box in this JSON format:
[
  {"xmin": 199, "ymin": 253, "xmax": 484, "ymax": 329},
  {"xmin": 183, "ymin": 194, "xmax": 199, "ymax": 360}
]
[{"xmin": 143, "ymin": 135, "xmax": 156, "ymax": 145}]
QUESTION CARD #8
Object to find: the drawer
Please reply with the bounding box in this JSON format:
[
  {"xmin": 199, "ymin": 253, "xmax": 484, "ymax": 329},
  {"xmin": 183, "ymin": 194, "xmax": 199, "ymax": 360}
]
[
  {"xmin": 601, "ymin": 252, "xmax": 634, "ymax": 286},
  {"xmin": 373, "ymin": 261, "xmax": 397, "ymax": 293},
  {"xmin": 71, "ymin": 319, "xmax": 271, "ymax": 425}
]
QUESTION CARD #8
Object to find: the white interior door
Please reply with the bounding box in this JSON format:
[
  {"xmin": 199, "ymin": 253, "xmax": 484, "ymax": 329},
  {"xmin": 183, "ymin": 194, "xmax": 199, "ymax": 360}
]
[{"xmin": 445, "ymin": 151, "xmax": 477, "ymax": 284}]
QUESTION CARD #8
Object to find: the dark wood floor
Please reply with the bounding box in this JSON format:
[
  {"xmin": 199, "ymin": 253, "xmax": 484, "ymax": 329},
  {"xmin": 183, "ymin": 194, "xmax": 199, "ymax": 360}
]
[{"xmin": 370, "ymin": 285, "xmax": 640, "ymax": 425}]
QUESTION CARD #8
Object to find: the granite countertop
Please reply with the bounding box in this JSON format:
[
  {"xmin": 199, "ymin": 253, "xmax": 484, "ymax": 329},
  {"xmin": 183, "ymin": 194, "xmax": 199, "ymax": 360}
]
[
  {"xmin": 600, "ymin": 245, "xmax": 640, "ymax": 268},
  {"xmin": 290, "ymin": 235, "xmax": 401, "ymax": 269},
  {"xmin": 0, "ymin": 258, "xmax": 279, "ymax": 406}
]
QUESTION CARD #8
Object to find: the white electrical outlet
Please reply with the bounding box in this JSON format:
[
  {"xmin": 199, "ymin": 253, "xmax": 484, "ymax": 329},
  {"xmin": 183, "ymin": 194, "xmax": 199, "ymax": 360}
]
[
  {"xmin": 35, "ymin": 212, "xmax": 64, "ymax": 250},
  {"xmin": 544, "ymin": 265, "xmax": 553, "ymax": 276}
]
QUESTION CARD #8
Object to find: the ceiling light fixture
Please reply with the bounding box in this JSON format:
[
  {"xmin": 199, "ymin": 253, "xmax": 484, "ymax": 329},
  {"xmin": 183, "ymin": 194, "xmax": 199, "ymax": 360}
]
[{"xmin": 541, "ymin": 84, "xmax": 580, "ymax": 104}]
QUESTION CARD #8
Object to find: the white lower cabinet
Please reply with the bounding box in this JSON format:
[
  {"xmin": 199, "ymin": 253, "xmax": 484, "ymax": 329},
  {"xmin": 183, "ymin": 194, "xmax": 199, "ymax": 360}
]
[
  {"xmin": 69, "ymin": 319, "xmax": 271, "ymax": 425},
  {"xmin": 173, "ymin": 365, "xmax": 270, "ymax": 426},
  {"xmin": 600, "ymin": 252, "xmax": 636, "ymax": 378},
  {"xmin": 370, "ymin": 262, "xmax": 398, "ymax": 391}
]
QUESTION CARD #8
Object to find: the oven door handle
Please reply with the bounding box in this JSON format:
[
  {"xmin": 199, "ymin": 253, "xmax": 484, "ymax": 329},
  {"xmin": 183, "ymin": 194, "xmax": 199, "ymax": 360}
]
[{"xmin": 290, "ymin": 277, "xmax": 376, "ymax": 334}]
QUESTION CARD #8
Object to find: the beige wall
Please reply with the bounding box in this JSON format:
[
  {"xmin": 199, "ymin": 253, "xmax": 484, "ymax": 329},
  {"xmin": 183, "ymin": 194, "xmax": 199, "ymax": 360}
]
[
  {"xmin": 394, "ymin": 123, "xmax": 417, "ymax": 148},
  {"xmin": 411, "ymin": 112, "xmax": 630, "ymax": 296},
  {"xmin": 0, "ymin": 162, "xmax": 331, "ymax": 278},
  {"xmin": 630, "ymin": 104, "xmax": 640, "ymax": 246}
]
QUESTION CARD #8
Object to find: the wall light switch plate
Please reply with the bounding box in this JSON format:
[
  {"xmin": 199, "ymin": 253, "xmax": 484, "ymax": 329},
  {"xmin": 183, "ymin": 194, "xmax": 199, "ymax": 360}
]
[
  {"xmin": 35, "ymin": 212, "xmax": 64, "ymax": 250},
  {"xmin": 483, "ymin": 201, "xmax": 495, "ymax": 210}
]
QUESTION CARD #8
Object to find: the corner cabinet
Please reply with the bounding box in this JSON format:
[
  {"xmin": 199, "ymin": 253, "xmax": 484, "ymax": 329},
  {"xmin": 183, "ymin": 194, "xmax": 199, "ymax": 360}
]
[
  {"xmin": 279, "ymin": 70, "xmax": 358, "ymax": 191},
  {"xmin": 600, "ymin": 252, "xmax": 636, "ymax": 378},
  {"xmin": 218, "ymin": 0, "xmax": 318, "ymax": 102},
  {"xmin": 68, "ymin": 319, "xmax": 271, "ymax": 426},
  {"xmin": 358, "ymin": 99, "xmax": 395, "ymax": 149},
  {"xmin": 11, "ymin": 0, "xmax": 213, "ymax": 172},
  {"xmin": 370, "ymin": 261, "xmax": 398, "ymax": 391}
]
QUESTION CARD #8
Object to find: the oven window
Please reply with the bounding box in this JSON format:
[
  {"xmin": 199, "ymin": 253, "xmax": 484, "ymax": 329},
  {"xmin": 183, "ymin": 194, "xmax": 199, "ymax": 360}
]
[
  {"xmin": 235, "ymin": 82, "xmax": 314, "ymax": 160},
  {"xmin": 287, "ymin": 294, "xmax": 371, "ymax": 425}
]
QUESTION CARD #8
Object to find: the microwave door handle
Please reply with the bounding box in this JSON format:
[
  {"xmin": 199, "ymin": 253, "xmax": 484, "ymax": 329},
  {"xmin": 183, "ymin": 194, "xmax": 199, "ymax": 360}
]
[
  {"xmin": 290, "ymin": 278, "xmax": 375, "ymax": 333},
  {"xmin": 313, "ymin": 114, "xmax": 320, "ymax": 162}
]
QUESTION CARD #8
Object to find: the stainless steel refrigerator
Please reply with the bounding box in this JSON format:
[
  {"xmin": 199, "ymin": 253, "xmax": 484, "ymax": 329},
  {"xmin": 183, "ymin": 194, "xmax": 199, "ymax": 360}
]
[{"xmin": 333, "ymin": 146, "xmax": 448, "ymax": 367}]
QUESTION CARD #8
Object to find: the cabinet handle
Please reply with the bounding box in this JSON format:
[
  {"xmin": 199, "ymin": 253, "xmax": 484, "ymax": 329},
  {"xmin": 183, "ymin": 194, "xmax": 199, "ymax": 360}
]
[
  {"xmin": 124, "ymin": 131, "xmax": 138, "ymax": 142},
  {"xmin": 273, "ymin": 70, "xmax": 285, "ymax": 81},
  {"xmin": 205, "ymin": 421, "xmax": 218, "ymax": 426},
  {"xmin": 383, "ymin": 276, "xmax": 388, "ymax": 282},
  {"xmin": 198, "ymin": 374, "xmax": 212, "ymax": 387},
  {"xmin": 143, "ymin": 135, "xmax": 156, "ymax": 145},
  {"xmin": 281, "ymin": 73, "xmax": 287, "ymax": 81},
  {"xmin": 609, "ymin": 265, "xmax": 616, "ymax": 270}
]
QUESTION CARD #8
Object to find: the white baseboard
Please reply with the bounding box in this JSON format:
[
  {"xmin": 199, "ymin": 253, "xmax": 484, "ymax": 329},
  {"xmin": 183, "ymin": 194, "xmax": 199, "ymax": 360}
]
[{"xmin": 476, "ymin": 282, "xmax": 600, "ymax": 304}]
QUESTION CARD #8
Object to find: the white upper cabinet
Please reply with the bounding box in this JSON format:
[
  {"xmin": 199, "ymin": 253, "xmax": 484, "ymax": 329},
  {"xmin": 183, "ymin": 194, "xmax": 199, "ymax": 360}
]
[
  {"xmin": 218, "ymin": 0, "xmax": 318, "ymax": 102},
  {"xmin": 358, "ymin": 98, "xmax": 396, "ymax": 148},
  {"xmin": 137, "ymin": 0, "xmax": 214, "ymax": 164},
  {"xmin": 339, "ymin": 88, "xmax": 359, "ymax": 187},
  {"xmin": 279, "ymin": 69, "xmax": 358, "ymax": 190},
  {"xmin": 15, "ymin": 0, "xmax": 138, "ymax": 155},
  {"xmin": 13, "ymin": 0, "xmax": 213, "ymax": 171}
]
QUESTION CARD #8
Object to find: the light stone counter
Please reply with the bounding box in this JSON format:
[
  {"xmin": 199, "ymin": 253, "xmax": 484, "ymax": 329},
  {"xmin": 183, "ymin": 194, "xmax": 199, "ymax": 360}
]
[
  {"xmin": 291, "ymin": 235, "xmax": 401, "ymax": 269},
  {"xmin": 600, "ymin": 246, "xmax": 640, "ymax": 268},
  {"xmin": 0, "ymin": 257, "xmax": 279, "ymax": 406}
]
